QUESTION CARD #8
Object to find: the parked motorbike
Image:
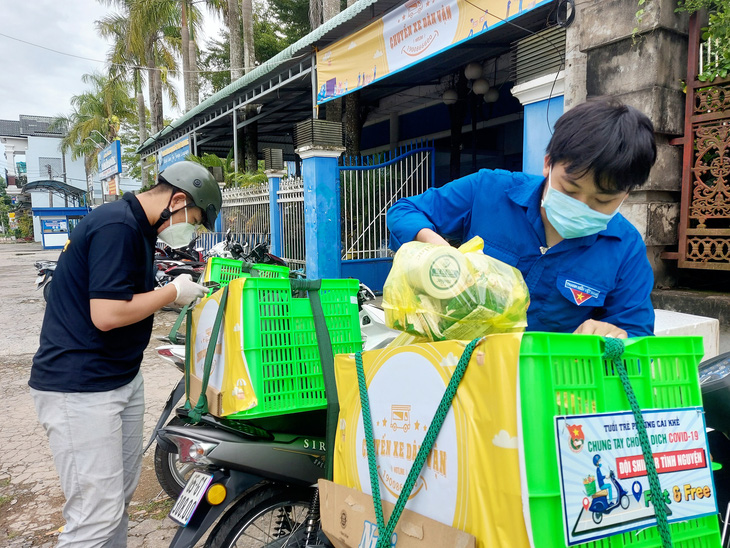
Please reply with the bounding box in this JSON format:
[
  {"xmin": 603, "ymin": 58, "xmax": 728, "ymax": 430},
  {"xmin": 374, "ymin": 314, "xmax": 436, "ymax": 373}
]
[
  {"xmin": 154, "ymin": 341, "xmax": 730, "ymax": 548},
  {"xmin": 148, "ymin": 282, "xmax": 398, "ymax": 504},
  {"xmin": 162, "ymin": 408, "xmax": 329, "ymax": 547},
  {"xmin": 205, "ymin": 229, "xmax": 247, "ymax": 261},
  {"xmin": 154, "ymin": 236, "xmax": 207, "ymax": 289},
  {"xmin": 34, "ymin": 260, "xmax": 57, "ymax": 302},
  {"xmin": 155, "ymin": 258, "xmax": 206, "ymax": 288}
]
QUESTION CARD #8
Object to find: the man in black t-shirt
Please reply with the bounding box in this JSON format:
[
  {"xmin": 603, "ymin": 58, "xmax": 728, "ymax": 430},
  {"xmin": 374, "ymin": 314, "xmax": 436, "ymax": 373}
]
[{"xmin": 29, "ymin": 161, "xmax": 221, "ymax": 547}]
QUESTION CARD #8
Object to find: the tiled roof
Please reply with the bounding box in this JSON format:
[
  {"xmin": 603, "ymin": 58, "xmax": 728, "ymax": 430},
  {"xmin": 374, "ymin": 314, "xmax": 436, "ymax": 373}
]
[
  {"xmin": 0, "ymin": 119, "xmax": 21, "ymax": 137},
  {"xmin": 18, "ymin": 115, "xmax": 64, "ymax": 136}
]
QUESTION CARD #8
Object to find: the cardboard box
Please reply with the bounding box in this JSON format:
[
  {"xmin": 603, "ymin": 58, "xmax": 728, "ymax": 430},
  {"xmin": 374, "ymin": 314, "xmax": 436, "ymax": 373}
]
[
  {"xmin": 319, "ymin": 480, "xmax": 475, "ymax": 548},
  {"xmin": 333, "ymin": 336, "xmax": 531, "ymax": 548}
]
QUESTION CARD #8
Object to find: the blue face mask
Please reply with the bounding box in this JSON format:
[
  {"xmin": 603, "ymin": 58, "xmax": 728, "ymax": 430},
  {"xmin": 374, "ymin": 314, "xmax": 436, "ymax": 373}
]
[{"xmin": 541, "ymin": 168, "xmax": 623, "ymax": 239}]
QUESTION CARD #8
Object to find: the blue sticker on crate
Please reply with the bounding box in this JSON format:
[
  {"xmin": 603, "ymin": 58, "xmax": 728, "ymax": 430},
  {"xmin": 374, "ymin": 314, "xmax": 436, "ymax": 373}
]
[{"xmin": 554, "ymin": 407, "xmax": 717, "ymax": 546}]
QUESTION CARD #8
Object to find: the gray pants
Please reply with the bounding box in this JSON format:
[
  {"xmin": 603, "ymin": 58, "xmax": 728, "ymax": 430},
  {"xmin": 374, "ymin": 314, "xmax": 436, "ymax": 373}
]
[{"xmin": 31, "ymin": 371, "xmax": 145, "ymax": 548}]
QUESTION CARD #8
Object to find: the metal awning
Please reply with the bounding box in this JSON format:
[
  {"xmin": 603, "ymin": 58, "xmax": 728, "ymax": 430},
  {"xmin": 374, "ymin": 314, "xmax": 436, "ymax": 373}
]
[
  {"xmin": 24, "ymin": 180, "xmax": 87, "ymax": 204},
  {"xmin": 138, "ymin": 0, "xmax": 554, "ymax": 160},
  {"xmin": 25, "ymin": 179, "xmax": 86, "ymax": 196}
]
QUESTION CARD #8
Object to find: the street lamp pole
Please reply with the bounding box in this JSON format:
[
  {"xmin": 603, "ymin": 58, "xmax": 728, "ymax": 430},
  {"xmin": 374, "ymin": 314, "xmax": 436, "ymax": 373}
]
[{"xmin": 91, "ymin": 130, "xmax": 111, "ymax": 145}]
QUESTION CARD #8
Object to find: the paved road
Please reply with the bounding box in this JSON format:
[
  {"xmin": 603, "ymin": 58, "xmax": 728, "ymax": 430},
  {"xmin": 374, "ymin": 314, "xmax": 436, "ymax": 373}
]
[{"xmin": 0, "ymin": 241, "xmax": 183, "ymax": 547}]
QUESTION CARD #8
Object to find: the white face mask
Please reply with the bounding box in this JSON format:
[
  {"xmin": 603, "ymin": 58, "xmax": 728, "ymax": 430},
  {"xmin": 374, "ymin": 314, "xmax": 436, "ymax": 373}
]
[
  {"xmin": 158, "ymin": 202, "xmax": 198, "ymax": 248},
  {"xmin": 541, "ymin": 167, "xmax": 624, "ymax": 239}
]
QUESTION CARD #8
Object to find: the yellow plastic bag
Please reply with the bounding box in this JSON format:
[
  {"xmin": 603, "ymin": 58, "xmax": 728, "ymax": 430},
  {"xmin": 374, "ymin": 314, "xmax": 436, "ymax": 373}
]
[
  {"xmin": 188, "ymin": 282, "xmax": 257, "ymax": 417},
  {"xmin": 382, "ymin": 237, "xmax": 529, "ymax": 341}
]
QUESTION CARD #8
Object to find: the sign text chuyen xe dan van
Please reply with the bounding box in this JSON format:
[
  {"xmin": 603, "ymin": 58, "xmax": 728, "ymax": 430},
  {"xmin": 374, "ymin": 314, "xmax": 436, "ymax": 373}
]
[
  {"xmin": 97, "ymin": 140, "xmax": 122, "ymax": 181},
  {"xmin": 315, "ymin": 0, "xmax": 552, "ymax": 104}
]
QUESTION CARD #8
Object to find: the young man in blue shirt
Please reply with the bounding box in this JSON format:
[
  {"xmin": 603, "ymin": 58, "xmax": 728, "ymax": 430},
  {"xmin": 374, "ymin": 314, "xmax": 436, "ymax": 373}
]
[
  {"xmin": 29, "ymin": 161, "xmax": 221, "ymax": 547},
  {"xmin": 387, "ymin": 100, "xmax": 657, "ymax": 338}
]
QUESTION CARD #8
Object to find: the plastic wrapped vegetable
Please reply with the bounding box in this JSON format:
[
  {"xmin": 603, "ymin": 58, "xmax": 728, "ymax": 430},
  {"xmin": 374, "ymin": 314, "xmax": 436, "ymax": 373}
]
[{"xmin": 382, "ymin": 236, "xmax": 529, "ymax": 341}]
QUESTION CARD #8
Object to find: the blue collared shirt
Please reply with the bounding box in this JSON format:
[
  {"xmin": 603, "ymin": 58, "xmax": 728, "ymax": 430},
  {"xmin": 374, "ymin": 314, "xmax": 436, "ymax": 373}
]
[{"xmin": 387, "ymin": 169, "xmax": 655, "ymax": 337}]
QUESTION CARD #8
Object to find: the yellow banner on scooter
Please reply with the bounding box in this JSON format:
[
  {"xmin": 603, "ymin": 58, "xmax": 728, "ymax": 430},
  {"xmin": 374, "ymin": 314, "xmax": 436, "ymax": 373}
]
[
  {"xmin": 188, "ymin": 279, "xmax": 257, "ymax": 417},
  {"xmin": 333, "ymin": 335, "xmax": 530, "ymax": 548}
]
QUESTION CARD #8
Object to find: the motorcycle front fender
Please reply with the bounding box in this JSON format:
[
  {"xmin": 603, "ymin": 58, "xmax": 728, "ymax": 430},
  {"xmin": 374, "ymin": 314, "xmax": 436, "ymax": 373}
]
[{"xmin": 168, "ymin": 469, "xmax": 263, "ymax": 548}]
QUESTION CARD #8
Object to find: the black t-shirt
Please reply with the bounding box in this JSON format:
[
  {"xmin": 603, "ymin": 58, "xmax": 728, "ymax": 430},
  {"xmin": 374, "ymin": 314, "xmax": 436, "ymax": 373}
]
[{"xmin": 30, "ymin": 194, "xmax": 158, "ymax": 392}]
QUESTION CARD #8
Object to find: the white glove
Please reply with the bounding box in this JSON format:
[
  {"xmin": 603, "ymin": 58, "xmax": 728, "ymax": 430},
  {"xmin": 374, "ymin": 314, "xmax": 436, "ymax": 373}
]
[{"xmin": 170, "ymin": 274, "xmax": 208, "ymax": 306}]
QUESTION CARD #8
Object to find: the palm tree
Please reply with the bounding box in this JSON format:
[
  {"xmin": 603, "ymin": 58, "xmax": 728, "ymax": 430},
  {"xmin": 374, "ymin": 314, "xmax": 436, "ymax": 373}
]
[
  {"xmin": 180, "ymin": 1, "xmax": 207, "ymax": 111},
  {"xmin": 97, "ymin": 0, "xmax": 182, "ymax": 132},
  {"xmin": 52, "ymin": 73, "xmax": 136, "ymax": 199},
  {"xmin": 226, "ymin": 0, "xmax": 244, "ymax": 80},
  {"xmin": 97, "ymin": 8, "xmax": 151, "ymax": 185}
]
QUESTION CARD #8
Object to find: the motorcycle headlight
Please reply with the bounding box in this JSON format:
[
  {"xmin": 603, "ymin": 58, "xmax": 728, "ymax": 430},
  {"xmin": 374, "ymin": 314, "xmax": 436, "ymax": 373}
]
[{"xmin": 166, "ymin": 433, "xmax": 219, "ymax": 465}]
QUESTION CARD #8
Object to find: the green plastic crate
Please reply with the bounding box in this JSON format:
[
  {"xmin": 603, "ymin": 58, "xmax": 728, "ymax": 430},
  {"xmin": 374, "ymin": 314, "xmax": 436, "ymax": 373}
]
[
  {"xmin": 204, "ymin": 256, "xmax": 289, "ymax": 286},
  {"xmin": 519, "ymin": 333, "xmax": 720, "ymax": 548},
  {"xmin": 226, "ymin": 277, "xmax": 362, "ymax": 420}
]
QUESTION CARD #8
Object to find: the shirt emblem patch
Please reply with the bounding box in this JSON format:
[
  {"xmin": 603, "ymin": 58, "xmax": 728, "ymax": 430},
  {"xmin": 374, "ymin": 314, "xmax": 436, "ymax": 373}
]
[{"xmin": 564, "ymin": 280, "xmax": 601, "ymax": 306}]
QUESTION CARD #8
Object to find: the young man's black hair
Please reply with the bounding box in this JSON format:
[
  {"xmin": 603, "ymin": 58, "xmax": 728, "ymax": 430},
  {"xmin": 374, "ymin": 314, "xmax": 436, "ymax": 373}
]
[{"xmin": 545, "ymin": 100, "xmax": 657, "ymax": 193}]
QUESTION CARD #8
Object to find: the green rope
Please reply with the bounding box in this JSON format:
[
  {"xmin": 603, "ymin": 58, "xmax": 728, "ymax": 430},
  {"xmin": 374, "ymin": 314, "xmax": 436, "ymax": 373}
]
[
  {"xmin": 356, "ymin": 337, "xmax": 482, "ymax": 547},
  {"xmin": 183, "ymin": 305, "xmax": 193, "ymax": 411},
  {"xmin": 168, "ymin": 304, "xmax": 189, "ymax": 345},
  {"xmin": 603, "ymin": 338, "xmax": 672, "ymax": 548},
  {"xmin": 297, "ymin": 279, "xmax": 339, "ymax": 482},
  {"xmin": 188, "ymin": 286, "xmax": 229, "ymax": 423}
]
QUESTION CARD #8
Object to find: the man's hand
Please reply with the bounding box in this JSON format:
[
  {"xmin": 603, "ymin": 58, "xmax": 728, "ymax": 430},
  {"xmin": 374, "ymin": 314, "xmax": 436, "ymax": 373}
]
[
  {"xmin": 574, "ymin": 319, "xmax": 627, "ymax": 339},
  {"xmin": 415, "ymin": 228, "xmax": 450, "ymax": 246},
  {"xmin": 170, "ymin": 274, "xmax": 208, "ymax": 306}
]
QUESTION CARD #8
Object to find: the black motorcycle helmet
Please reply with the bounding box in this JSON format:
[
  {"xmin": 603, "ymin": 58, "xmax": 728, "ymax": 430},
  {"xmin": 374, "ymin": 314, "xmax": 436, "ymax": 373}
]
[{"xmin": 157, "ymin": 161, "xmax": 222, "ymax": 231}]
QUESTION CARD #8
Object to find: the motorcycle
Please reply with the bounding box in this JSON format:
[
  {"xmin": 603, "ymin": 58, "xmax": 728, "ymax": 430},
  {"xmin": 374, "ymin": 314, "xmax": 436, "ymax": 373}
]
[
  {"xmin": 205, "ymin": 229, "xmax": 247, "ymax": 261},
  {"xmin": 34, "ymin": 260, "xmax": 57, "ymax": 302},
  {"xmin": 148, "ymin": 281, "xmax": 398, "ymax": 502},
  {"xmin": 154, "ymin": 235, "xmax": 208, "ymax": 290},
  {"xmin": 588, "ymin": 469, "xmax": 631, "ymax": 524},
  {"xmin": 155, "ymin": 258, "xmax": 206, "ymax": 288},
  {"xmin": 156, "ymin": 348, "xmax": 730, "ymax": 548}
]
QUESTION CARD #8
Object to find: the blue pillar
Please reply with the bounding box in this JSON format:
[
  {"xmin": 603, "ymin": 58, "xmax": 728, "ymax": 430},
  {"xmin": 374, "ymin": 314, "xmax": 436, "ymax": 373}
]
[
  {"xmin": 511, "ymin": 72, "xmax": 565, "ymax": 175},
  {"xmin": 521, "ymin": 96, "xmax": 564, "ymax": 175},
  {"xmin": 214, "ymin": 183, "xmax": 224, "ymax": 233},
  {"xmin": 265, "ymin": 169, "xmax": 284, "ymax": 256},
  {"xmin": 296, "ymin": 146, "xmax": 345, "ymax": 279}
]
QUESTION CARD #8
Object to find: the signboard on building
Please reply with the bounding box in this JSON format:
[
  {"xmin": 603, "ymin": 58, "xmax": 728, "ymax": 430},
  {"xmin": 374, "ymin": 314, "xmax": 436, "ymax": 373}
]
[
  {"xmin": 316, "ymin": 0, "xmax": 550, "ymax": 104},
  {"xmin": 41, "ymin": 218, "xmax": 69, "ymax": 233},
  {"xmin": 97, "ymin": 140, "xmax": 122, "ymax": 181},
  {"xmin": 159, "ymin": 135, "xmax": 191, "ymax": 171}
]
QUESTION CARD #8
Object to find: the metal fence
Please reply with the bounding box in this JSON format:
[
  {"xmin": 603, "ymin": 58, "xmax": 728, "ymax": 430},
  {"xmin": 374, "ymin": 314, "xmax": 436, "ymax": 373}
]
[
  {"xmin": 194, "ymin": 142, "xmax": 432, "ymax": 272},
  {"xmin": 277, "ymin": 177, "xmax": 306, "ymax": 268},
  {"xmin": 700, "ymin": 37, "xmax": 721, "ymax": 78},
  {"xmin": 220, "ymin": 183, "xmax": 270, "ymax": 249},
  {"xmin": 196, "ymin": 231, "xmax": 225, "ymax": 251},
  {"xmin": 340, "ymin": 141, "xmax": 434, "ymax": 260}
]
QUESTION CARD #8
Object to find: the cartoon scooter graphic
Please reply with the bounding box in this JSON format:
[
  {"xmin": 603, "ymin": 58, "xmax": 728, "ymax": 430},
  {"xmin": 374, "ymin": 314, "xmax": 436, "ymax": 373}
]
[{"xmin": 589, "ymin": 469, "xmax": 630, "ymax": 524}]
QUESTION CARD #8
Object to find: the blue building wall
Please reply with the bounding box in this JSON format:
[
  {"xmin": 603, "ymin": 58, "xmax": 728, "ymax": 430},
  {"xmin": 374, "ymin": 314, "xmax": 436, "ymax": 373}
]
[{"xmin": 521, "ymin": 95, "xmax": 564, "ymax": 176}]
